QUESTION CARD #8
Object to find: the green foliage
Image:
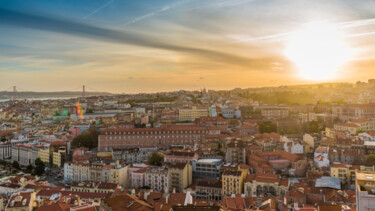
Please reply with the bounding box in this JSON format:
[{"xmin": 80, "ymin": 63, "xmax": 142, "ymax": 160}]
[
  {"xmin": 366, "ymin": 154, "xmax": 375, "ymax": 167},
  {"xmin": 127, "ymin": 96, "xmax": 176, "ymax": 104},
  {"xmin": 148, "ymin": 152, "xmax": 164, "ymax": 166},
  {"xmin": 259, "ymin": 122, "xmax": 277, "ymax": 133},
  {"xmin": 26, "ymin": 164, "xmax": 33, "ymax": 173},
  {"xmin": 12, "ymin": 161, "xmax": 19, "ymax": 169},
  {"xmin": 34, "ymin": 158, "xmax": 45, "ymax": 176},
  {"xmin": 71, "ymin": 133, "xmax": 98, "ymax": 149},
  {"xmin": 71, "ymin": 126, "xmax": 99, "ymax": 149},
  {"xmin": 239, "ymin": 91, "xmax": 316, "ymax": 105},
  {"xmin": 302, "ymin": 121, "xmax": 322, "ymax": 133}
]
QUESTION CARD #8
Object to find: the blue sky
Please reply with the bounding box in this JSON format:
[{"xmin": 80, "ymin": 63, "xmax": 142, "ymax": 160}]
[{"xmin": 1, "ymin": 0, "xmax": 375, "ymax": 93}]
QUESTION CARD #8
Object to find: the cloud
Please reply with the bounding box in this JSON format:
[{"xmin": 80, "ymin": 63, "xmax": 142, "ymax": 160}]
[
  {"xmin": 83, "ymin": 0, "xmax": 115, "ymax": 19},
  {"xmin": 0, "ymin": 8, "xmax": 277, "ymax": 70},
  {"xmin": 124, "ymin": 6, "xmax": 171, "ymax": 26}
]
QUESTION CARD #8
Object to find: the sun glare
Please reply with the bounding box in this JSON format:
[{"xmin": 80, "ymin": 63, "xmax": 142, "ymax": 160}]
[{"xmin": 285, "ymin": 22, "xmax": 351, "ymax": 81}]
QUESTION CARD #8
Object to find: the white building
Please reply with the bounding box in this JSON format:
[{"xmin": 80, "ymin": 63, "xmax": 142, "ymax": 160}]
[
  {"xmin": 144, "ymin": 167, "xmax": 169, "ymax": 192},
  {"xmin": 314, "ymin": 146, "xmax": 330, "ymax": 168}
]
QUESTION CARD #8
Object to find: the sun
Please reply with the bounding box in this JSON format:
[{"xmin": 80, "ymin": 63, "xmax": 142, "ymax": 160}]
[{"xmin": 284, "ymin": 22, "xmax": 351, "ymax": 81}]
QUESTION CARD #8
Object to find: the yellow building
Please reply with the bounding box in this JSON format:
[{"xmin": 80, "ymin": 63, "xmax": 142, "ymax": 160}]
[
  {"xmin": 334, "ymin": 119, "xmax": 375, "ymax": 135},
  {"xmin": 97, "ymin": 151, "xmax": 113, "ymax": 158},
  {"xmin": 38, "ymin": 148, "xmax": 50, "ymax": 164},
  {"xmin": 53, "ymin": 148, "xmax": 66, "ymax": 167},
  {"xmin": 356, "ymin": 169, "xmax": 375, "ymax": 211},
  {"xmin": 168, "ymin": 163, "xmax": 192, "ymax": 193},
  {"xmin": 179, "ymin": 106, "xmax": 208, "ymax": 121},
  {"xmin": 330, "ymin": 163, "xmax": 374, "ymax": 184},
  {"xmin": 110, "ymin": 163, "xmax": 129, "ymax": 186},
  {"xmin": 222, "ymin": 165, "xmax": 247, "ymax": 196}
]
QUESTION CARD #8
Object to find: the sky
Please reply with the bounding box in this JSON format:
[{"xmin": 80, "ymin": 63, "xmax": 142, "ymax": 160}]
[{"xmin": 1, "ymin": 0, "xmax": 375, "ymax": 93}]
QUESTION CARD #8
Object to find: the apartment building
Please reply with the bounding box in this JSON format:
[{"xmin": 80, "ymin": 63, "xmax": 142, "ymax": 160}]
[
  {"xmin": 0, "ymin": 142, "xmax": 11, "ymax": 160},
  {"xmin": 144, "ymin": 167, "xmax": 169, "ymax": 192},
  {"xmin": 195, "ymin": 180, "xmax": 222, "ymax": 201},
  {"xmin": 356, "ymin": 170, "xmax": 375, "ymax": 211},
  {"xmin": 179, "ymin": 106, "xmax": 208, "ymax": 121},
  {"xmin": 261, "ymin": 107, "xmax": 289, "ymax": 120},
  {"xmin": 332, "ymin": 103, "xmax": 375, "ymax": 121},
  {"xmin": 168, "ymin": 163, "xmax": 192, "ymax": 193},
  {"xmin": 225, "ymin": 140, "xmax": 247, "ymax": 164},
  {"xmin": 330, "ymin": 163, "xmax": 374, "ymax": 184},
  {"xmin": 244, "ymin": 173, "xmax": 289, "ymax": 197},
  {"xmin": 192, "ymin": 158, "xmax": 223, "ymax": 179}
]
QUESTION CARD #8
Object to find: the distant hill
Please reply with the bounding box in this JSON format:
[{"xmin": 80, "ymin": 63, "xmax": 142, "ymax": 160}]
[{"xmin": 0, "ymin": 91, "xmax": 112, "ymax": 100}]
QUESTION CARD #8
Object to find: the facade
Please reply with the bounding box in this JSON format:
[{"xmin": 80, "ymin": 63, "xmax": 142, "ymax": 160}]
[
  {"xmin": 356, "ymin": 170, "xmax": 375, "ymax": 211},
  {"xmin": 98, "ymin": 125, "xmax": 220, "ymax": 151},
  {"xmin": 164, "ymin": 150, "xmax": 198, "ymax": 164},
  {"xmin": 192, "ymin": 158, "xmax": 223, "ymax": 179},
  {"xmin": 0, "ymin": 142, "xmax": 11, "ymax": 160},
  {"xmin": 178, "ymin": 106, "xmax": 208, "ymax": 121},
  {"xmin": 144, "ymin": 167, "xmax": 169, "ymax": 192},
  {"xmin": 70, "ymin": 181, "xmax": 118, "ymax": 194},
  {"xmin": 38, "ymin": 148, "xmax": 50, "ymax": 164},
  {"xmin": 195, "ymin": 180, "xmax": 222, "ymax": 201},
  {"xmin": 261, "ymin": 108, "xmax": 289, "ymax": 120},
  {"xmin": 222, "ymin": 166, "xmax": 247, "ymax": 196},
  {"xmin": 6, "ymin": 192, "xmax": 36, "ymax": 211},
  {"xmin": 334, "ymin": 119, "xmax": 375, "ymax": 134},
  {"xmin": 332, "ymin": 103, "xmax": 375, "ymax": 121},
  {"xmin": 225, "ymin": 140, "xmax": 247, "ymax": 164},
  {"xmin": 244, "ymin": 173, "xmax": 289, "ymax": 197},
  {"xmin": 168, "ymin": 163, "xmax": 192, "ymax": 193}
]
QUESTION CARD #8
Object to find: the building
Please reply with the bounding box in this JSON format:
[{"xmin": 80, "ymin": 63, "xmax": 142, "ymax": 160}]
[
  {"xmin": 168, "ymin": 163, "xmax": 192, "ymax": 193},
  {"xmin": 222, "ymin": 165, "xmax": 248, "ymax": 196},
  {"xmin": 195, "ymin": 179, "xmax": 222, "ymax": 201},
  {"xmin": 314, "ymin": 146, "xmax": 330, "ymax": 168},
  {"xmin": 0, "ymin": 142, "xmax": 11, "ymax": 159},
  {"xmin": 70, "ymin": 181, "xmax": 118, "ymax": 194},
  {"xmin": 109, "ymin": 162, "xmax": 129, "ymax": 186},
  {"xmin": 225, "ymin": 140, "xmax": 247, "ymax": 164},
  {"xmin": 6, "ymin": 191, "xmax": 36, "ymax": 211},
  {"xmin": 98, "ymin": 125, "xmax": 220, "ymax": 151},
  {"xmin": 356, "ymin": 170, "xmax": 375, "ymax": 211},
  {"xmin": 261, "ymin": 107, "xmax": 289, "ymax": 120},
  {"xmin": 244, "ymin": 173, "xmax": 289, "ymax": 197},
  {"xmin": 144, "ymin": 167, "xmax": 169, "ymax": 192},
  {"xmin": 334, "ymin": 119, "xmax": 375, "ymax": 134},
  {"xmin": 192, "ymin": 158, "xmax": 223, "ymax": 179},
  {"xmin": 164, "ymin": 150, "xmax": 199, "ymax": 164},
  {"xmin": 330, "ymin": 163, "xmax": 374, "ymax": 184},
  {"xmin": 303, "ymin": 133, "xmax": 322, "ymax": 149},
  {"xmin": 333, "ymin": 103, "xmax": 375, "ymax": 121},
  {"xmin": 179, "ymin": 106, "xmax": 208, "ymax": 121}
]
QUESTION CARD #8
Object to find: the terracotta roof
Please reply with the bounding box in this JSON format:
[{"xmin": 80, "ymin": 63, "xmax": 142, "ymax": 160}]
[
  {"xmin": 35, "ymin": 203, "xmax": 70, "ymax": 211},
  {"xmin": 102, "ymin": 194, "xmax": 153, "ymax": 211}
]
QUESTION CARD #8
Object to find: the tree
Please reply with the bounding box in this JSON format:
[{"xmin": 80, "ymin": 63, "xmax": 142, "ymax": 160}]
[
  {"xmin": 35, "ymin": 158, "xmax": 44, "ymax": 166},
  {"xmin": 34, "ymin": 158, "xmax": 45, "ymax": 176},
  {"xmin": 12, "ymin": 161, "xmax": 19, "ymax": 169},
  {"xmin": 148, "ymin": 152, "xmax": 164, "ymax": 166},
  {"xmin": 366, "ymin": 154, "xmax": 375, "ymax": 166},
  {"xmin": 26, "ymin": 164, "xmax": 33, "ymax": 172},
  {"xmin": 71, "ymin": 131, "xmax": 98, "ymax": 149}
]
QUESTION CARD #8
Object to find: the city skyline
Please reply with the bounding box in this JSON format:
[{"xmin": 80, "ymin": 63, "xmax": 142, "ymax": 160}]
[{"xmin": 2, "ymin": 0, "xmax": 375, "ymax": 93}]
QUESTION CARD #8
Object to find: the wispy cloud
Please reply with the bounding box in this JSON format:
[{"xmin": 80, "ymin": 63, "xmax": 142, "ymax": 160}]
[
  {"xmin": 83, "ymin": 0, "xmax": 115, "ymax": 19},
  {"xmin": 124, "ymin": 6, "xmax": 172, "ymax": 26},
  {"xmin": 0, "ymin": 8, "xmax": 276, "ymax": 69}
]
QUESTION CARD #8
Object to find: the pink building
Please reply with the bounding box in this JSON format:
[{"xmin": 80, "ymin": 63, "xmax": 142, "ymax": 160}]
[
  {"xmin": 69, "ymin": 127, "xmax": 82, "ymax": 137},
  {"xmin": 98, "ymin": 124, "xmax": 220, "ymax": 151}
]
